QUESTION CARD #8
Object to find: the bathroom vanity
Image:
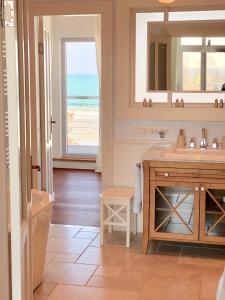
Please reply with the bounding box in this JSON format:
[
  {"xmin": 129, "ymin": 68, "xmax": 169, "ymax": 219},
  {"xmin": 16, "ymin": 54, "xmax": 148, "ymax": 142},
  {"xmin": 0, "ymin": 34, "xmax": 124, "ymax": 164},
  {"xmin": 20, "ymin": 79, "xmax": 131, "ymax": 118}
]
[{"xmin": 142, "ymin": 146, "xmax": 225, "ymax": 253}]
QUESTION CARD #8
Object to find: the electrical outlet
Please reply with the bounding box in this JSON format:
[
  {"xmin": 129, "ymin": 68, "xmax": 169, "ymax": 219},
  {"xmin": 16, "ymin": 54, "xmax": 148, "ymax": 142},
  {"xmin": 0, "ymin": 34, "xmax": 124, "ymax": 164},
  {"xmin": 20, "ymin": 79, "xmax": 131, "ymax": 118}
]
[
  {"xmin": 135, "ymin": 127, "xmax": 169, "ymax": 136},
  {"xmin": 135, "ymin": 127, "xmax": 154, "ymax": 135}
]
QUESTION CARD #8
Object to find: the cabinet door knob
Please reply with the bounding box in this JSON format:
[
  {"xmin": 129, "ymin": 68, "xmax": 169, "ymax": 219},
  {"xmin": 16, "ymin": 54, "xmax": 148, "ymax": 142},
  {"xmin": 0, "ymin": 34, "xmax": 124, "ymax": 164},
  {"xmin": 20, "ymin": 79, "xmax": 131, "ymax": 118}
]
[
  {"xmin": 201, "ymin": 187, "xmax": 205, "ymax": 192},
  {"xmin": 195, "ymin": 187, "xmax": 199, "ymax": 191},
  {"xmin": 164, "ymin": 173, "xmax": 169, "ymax": 177}
]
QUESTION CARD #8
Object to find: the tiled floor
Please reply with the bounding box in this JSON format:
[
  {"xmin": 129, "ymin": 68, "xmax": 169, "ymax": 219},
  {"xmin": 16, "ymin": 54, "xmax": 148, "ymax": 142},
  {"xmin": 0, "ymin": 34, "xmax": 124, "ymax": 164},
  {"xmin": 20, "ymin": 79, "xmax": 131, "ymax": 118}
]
[{"xmin": 34, "ymin": 224, "xmax": 225, "ymax": 300}]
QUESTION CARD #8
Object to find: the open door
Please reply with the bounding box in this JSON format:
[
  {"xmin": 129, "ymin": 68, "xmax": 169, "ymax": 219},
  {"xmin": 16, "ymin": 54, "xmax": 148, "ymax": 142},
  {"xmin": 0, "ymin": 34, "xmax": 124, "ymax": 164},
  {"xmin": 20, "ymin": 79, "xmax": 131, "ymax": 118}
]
[
  {"xmin": 0, "ymin": 13, "xmax": 10, "ymax": 300},
  {"xmin": 0, "ymin": 0, "xmax": 33, "ymax": 299},
  {"xmin": 38, "ymin": 17, "xmax": 54, "ymax": 194}
]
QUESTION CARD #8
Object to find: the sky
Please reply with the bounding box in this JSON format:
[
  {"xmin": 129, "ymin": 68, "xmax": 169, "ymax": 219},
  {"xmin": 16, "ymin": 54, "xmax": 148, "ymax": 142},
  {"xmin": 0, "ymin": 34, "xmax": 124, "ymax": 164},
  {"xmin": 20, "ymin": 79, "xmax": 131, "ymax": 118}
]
[{"xmin": 66, "ymin": 41, "xmax": 98, "ymax": 76}]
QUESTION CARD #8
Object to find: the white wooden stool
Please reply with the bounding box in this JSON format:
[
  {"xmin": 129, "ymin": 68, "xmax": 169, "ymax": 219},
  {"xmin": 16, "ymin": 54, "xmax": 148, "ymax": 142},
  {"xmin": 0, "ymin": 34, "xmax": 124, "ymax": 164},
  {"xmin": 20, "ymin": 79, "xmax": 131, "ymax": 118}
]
[{"xmin": 100, "ymin": 187, "xmax": 136, "ymax": 247}]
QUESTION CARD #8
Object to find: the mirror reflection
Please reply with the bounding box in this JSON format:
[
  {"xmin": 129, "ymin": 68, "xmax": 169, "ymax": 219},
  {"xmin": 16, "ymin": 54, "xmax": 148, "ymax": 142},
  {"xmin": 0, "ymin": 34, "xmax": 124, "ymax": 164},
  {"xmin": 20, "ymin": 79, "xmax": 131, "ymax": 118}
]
[
  {"xmin": 148, "ymin": 22, "xmax": 225, "ymax": 92},
  {"xmin": 135, "ymin": 11, "xmax": 225, "ymax": 99}
]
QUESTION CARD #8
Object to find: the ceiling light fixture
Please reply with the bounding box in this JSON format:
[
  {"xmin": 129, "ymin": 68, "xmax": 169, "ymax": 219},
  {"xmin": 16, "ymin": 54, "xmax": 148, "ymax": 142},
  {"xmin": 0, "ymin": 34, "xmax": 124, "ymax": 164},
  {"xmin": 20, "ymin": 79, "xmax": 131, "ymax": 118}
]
[{"xmin": 158, "ymin": 0, "xmax": 176, "ymax": 3}]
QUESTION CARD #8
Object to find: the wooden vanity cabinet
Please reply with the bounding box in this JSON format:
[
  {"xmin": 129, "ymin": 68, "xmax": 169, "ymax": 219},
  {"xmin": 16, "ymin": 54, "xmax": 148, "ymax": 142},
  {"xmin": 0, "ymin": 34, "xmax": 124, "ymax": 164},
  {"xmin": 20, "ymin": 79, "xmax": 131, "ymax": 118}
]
[
  {"xmin": 150, "ymin": 181, "xmax": 200, "ymax": 242},
  {"xmin": 143, "ymin": 160, "xmax": 225, "ymax": 254},
  {"xmin": 200, "ymin": 183, "xmax": 225, "ymax": 244}
]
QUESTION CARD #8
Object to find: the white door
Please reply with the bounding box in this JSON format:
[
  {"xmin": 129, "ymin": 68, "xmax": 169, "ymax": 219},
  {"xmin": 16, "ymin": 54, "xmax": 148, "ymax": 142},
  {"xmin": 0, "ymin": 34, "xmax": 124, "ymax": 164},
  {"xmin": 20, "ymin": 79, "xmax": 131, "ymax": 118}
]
[
  {"xmin": 0, "ymin": 17, "xmax": 10, "ymax": 300},
  {"xmin": 1, "ymin": 0, "xmax": 33, "ymax": 299},
  {"xmin": 38, "ymin": 17, "xmax": 54, "ymax": 194}
]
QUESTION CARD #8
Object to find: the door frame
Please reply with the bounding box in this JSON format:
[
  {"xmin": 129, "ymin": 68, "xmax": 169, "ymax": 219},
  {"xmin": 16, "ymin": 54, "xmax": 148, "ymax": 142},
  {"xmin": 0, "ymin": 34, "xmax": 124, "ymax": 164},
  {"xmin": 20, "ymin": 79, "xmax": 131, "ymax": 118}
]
[
  {"xmin": 61, "ymin": 37, "xmax": 100, "ymax": 158},
  {"xmin": 29, "ymin": 0, "xmax": 114, "ymax": 188},
  {"xmin": 0, "ymin": 25, "xmax": 10, "ymax": 300}
]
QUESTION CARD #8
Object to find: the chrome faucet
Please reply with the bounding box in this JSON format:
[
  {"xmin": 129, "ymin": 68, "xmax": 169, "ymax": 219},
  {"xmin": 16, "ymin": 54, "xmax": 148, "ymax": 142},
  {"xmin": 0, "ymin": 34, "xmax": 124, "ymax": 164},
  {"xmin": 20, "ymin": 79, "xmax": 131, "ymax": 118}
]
[
  {"xmin": 189, "ymin": 138, "xmax": 195, "ymax": 149},
  {"xmin": 212, "ymin": 138, "xmax": 218, "ymax": 149},
  {"xmin": 200, "ymin": 128, "xmax": 207, "ymax": 149}
]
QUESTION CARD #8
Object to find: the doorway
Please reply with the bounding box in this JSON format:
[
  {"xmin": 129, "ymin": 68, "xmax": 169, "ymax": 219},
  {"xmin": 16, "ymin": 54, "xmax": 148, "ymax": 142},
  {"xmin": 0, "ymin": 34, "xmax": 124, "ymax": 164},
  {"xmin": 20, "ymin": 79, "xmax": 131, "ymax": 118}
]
[
  {"xmin": 62, "ymin": 38, "xmax": 100, "ymax": 157},
  {"xmin": 34, "ymin": 15, "xmax": 103, "ymax": 227}
]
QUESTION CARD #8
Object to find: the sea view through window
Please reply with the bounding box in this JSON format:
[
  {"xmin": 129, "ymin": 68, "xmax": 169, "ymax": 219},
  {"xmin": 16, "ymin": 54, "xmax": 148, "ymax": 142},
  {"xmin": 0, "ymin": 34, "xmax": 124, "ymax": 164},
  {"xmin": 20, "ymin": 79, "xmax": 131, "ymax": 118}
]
[{"xmin": 64, "ymin": 40, "xmax": 99, "ymax": 156}]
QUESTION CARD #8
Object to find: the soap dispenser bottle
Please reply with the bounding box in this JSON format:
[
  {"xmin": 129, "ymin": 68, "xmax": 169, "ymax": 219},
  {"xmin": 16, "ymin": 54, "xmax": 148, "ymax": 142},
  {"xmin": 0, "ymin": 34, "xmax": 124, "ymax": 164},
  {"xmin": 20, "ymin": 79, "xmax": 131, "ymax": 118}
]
[{"xmin": 176, "ymin": 129, "xmax": 186, "ymax": 148}]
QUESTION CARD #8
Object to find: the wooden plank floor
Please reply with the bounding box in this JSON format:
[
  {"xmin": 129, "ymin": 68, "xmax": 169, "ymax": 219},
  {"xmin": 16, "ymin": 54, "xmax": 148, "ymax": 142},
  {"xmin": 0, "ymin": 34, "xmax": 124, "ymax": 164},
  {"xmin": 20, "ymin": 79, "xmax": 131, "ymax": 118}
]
[{"xmin": 52, "ymin": 168, "xmax": 101, "ymax": 227}]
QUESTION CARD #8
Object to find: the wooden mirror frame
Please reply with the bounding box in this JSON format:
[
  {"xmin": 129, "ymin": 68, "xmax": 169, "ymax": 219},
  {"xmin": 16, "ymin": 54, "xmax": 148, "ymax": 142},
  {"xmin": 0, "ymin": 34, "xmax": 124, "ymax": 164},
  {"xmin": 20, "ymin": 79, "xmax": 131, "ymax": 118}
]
[{"xmin": 114, "ymin": 0, "xmax": 225, "ymax": 121}]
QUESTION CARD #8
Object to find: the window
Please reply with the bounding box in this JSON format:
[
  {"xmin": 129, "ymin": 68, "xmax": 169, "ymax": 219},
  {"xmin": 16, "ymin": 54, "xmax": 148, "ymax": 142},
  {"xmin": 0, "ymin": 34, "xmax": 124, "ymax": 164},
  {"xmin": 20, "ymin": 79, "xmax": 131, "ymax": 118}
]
[
  {"xmin": 63, "ymin": 40, "xmax": 99, "ymax": 156},
  {"xmin": 180, "ymin": 37, "xmax": 225, "ymax": 91}
]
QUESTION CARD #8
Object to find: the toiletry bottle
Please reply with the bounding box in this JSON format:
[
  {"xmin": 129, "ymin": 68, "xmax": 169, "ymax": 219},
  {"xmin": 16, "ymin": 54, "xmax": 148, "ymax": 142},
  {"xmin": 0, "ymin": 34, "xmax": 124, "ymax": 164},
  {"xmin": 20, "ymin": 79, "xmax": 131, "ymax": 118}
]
[
  {"xmin": 176, "ymin": 129, "xmax": 186, "ymax": 148},
  {"xmin": 143, "ymin": 98, "xmax": 147, "ymax": 107},
  {"xmin": 148, "ymin": 99, "xmax": 152, "ymax": 107},
  {"xmin": 215, "ymin": 99, "xmax": 219, "ymax": 108},
  {"xmin": 219, "ymin": 99, "xmax": 224, "ymax": 108},
  {"xmin": 180, "ymin": 99, "xmax": 184, "ymax": 108}
]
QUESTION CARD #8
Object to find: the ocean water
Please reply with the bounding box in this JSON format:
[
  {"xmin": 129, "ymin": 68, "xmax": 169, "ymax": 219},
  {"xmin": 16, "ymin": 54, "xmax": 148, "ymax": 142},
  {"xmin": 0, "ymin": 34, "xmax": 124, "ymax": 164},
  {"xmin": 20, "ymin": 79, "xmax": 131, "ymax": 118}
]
[{"xmin": 67, "ymin": 74, "xmax": 99, "ymax": 107}]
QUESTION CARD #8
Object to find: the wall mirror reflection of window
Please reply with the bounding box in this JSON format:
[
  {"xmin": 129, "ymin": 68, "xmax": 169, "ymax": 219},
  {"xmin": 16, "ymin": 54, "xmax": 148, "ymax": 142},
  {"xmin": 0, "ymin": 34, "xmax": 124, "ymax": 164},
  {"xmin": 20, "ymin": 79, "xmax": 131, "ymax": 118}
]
[{"xmin": 135, "ymin": 10, "xmax": 225, "ymax": 104}]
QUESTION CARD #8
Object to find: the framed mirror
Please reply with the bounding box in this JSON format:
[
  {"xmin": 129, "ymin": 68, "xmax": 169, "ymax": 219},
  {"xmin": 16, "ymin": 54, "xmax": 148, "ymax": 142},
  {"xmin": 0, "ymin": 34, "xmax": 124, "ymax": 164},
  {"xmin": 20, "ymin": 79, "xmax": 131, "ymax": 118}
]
[{"xmin": 134, "ymin": 10, "xmax": 225, "ymax": 103}]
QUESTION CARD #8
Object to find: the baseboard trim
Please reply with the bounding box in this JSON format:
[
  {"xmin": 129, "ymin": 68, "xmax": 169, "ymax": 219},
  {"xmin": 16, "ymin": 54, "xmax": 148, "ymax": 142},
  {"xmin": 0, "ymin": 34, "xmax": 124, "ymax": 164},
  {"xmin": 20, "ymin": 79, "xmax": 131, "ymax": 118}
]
[
  {"xmin": 53, "ymin": 159, "xmax": 96, "ymax": 170},
  {"xmin": 53, "ymin": 156, "xmax": 96, "ymax": 163}
]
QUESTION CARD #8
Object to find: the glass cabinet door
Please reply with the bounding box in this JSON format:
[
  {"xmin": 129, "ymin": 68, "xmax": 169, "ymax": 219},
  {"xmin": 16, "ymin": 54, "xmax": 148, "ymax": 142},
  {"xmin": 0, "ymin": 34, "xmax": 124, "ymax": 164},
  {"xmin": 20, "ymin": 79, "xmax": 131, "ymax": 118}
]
[
  {"xmin": 200, "ymin": 184, "xmax": 225, "ymax": 243},
  {"xmin": 150, "ymin": 182, "xmax": 199, "ymax": 240}
]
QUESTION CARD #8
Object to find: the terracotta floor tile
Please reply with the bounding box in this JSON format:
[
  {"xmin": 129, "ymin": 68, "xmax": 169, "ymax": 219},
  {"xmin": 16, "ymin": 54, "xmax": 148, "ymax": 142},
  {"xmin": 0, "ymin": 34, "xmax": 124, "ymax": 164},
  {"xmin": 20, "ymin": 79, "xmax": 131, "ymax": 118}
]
[
  {"xmin": 200, "ymin": 269, "xmax": 223, "ymax": 300},
  {"xmin": 33, "ymin": 295, "xmax": 47, "ymax": 300},
  {"xmin": 94, "ymin": 265, "xmax": 123, "ymax": 277},
  {"xmin": 172, "ymin": 264, "xmax": 202, "ymax": 284},
  {"xmin": 139, "ymin": 281, "xmax": 200, "ymax": 300},
  {"xmin": 45, "ymin": 252, "xmax": 57, "ymax": 265},
  {"xmin": 172, "ymin": 282, "xmax": 201, "ymax": 300},
  {"xmin": 178, "ymin": 256, "xmax": 225, "ymax": 270},
  {"xmin": 75, "ymin": 231, "xmax": 98, "ymax": 240},
  {"xmin": 34, "ymin": 282, "xmax": 57, "ymax": 296},
  {"xmin": 138, "ymin": 280, "xmax": 176, "ymax": 300},
  {"xmin": 46, "ymin": 284, "xmax": 138, "ymax": 300},
  {"xmin": 49, "ymin": 224, "xmax": 81, "ymax": 238},
  {"xmin": 53, "ymin": 253, "xmax": 79, "ymax": 263},
  {"xmin": 87, "ymin": 274, "xmax": 143, "ymax": 291},
  {"xmin": 81, "ymin": 227, "xmax": 100, "ymax": 233},
  {"xmin": 47, "ymin": 237, "xmax": 91, "ymax": 254},
  {"xmin": 181, "ymin": 246, "xmax": 225, "ymax": 260},
  {"xmin": 121, "ymin": 262, "xmax": 175, "ymax": 283},
  {"xmin": 125, "ymin": 253, "xmax": 179, "ymax": 270},
  {"xmin": 43, "ymin": 225, "xmax": 223, "ymax": 300},
  {"xmin": 44, "ymin": 262, "xmax": 97, "ymax": 285},
  {"xmin": 90, "ymin": 235, "xmax": 100, "ymax": 247},
  {"xmin": 76, "ymin": 245, "xmax": 130, "ymax": 266}
]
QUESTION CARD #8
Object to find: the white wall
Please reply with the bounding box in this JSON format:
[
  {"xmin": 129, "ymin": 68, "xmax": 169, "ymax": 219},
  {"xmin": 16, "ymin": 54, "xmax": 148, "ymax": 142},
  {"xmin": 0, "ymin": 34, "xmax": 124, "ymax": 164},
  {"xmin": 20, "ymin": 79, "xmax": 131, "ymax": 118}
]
[
  {"xmin": 51, "ymin": 15, "xmax": 97, "ymax": 159},
  {"xmin": 48, "ymin": 6, "xmax": 225, "ymax": 232},
  {"xmin": 113, "ymin": 120, "xmax": 225, "ymax": 231},
  {"xmin": 113, "ymin": 1, "xmax": 225, "ymax": 232}
]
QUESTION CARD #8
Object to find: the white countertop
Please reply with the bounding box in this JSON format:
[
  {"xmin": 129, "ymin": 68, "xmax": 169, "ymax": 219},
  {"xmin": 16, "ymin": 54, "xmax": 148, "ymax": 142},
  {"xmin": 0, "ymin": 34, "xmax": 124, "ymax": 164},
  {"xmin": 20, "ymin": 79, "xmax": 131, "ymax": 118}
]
[{"xmin": 142, "ymin": 145, "xmax": 225, "ymax": 164}]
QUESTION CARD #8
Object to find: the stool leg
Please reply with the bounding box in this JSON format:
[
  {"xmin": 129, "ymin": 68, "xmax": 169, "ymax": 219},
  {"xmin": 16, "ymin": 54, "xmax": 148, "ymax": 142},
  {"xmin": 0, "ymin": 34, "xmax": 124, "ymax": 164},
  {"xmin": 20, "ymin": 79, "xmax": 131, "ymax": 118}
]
[
  {"xmin": 133, "ymin": 213, "xmax": 137, "ymax": 235},
  {"xmin": 100, "ymin": 200, "xmax": 104, "ymax": 245},
  {"xmin": 126, "ymin": 202, "xmax": 130, "ymax": 247},
  {"xmin": 108, "ymin": 205, "xmax": 112, "ymax": 233}
]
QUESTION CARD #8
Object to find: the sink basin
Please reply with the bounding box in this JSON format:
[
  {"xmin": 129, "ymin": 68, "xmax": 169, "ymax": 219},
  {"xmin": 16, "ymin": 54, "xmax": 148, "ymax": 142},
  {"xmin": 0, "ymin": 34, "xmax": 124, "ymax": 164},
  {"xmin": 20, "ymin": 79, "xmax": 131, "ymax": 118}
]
[{"xmin": 166, "ymin": 146, "xmax": 225, "ymax": 161}]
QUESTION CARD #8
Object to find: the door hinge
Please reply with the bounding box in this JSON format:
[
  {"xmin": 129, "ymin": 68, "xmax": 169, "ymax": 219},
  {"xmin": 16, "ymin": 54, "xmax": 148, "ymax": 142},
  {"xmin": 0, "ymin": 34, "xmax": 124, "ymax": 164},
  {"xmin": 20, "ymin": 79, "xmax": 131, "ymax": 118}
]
[
  {"xmin": 0, "ymin": 0, "xmax": 15, "ymax": 27},
  {"xmin": 38, "ymin": 42, "xmax": 44, "ymax": 55}
]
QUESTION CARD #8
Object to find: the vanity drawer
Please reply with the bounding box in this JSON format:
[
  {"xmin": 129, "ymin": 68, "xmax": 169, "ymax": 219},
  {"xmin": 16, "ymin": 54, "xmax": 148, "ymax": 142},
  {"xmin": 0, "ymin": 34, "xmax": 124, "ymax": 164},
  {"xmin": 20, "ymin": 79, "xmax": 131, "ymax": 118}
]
[{"xmin": 150, "ymin": 168, "xmax": 225, "ymax": 182}]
